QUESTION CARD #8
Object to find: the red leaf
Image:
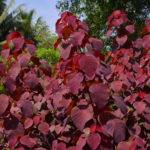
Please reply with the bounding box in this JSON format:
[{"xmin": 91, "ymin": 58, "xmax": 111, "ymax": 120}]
[
  {"xmin": 106, "ymin": 118, "xmax": 126, "ymax": 143},
  {"xmin": 26, "ymin": 44, "xmax": 36, "ymax": 55},
  {"xmin": 142, "ymin": 27, "xmax": 148, "ymax": 37},
  {"xmin": 8, "ymin": 60, "xmax": 20, "ymax": 80},
  {"xmin": 0, "ymin": 94, "xmax": 9, "ymax": 116},
  {"xmin": 18, "ymin": 53, "xmax": 31, "ymax": 67},
  {"xmin": 118, "ymin": 141, "xmax": 137, "ymax": 150},
  {"xmin": 143, "ymin": 35, "xmax": 150, "ymax": 50},
  {"xmin": 17, "ymin": 100, "xmax": 33, "ymax": 118},
  {"xmin": 61, "ymin": 26, "xmax": 72, "ymax": 40},
  {"xmin": 107, "ymin": 29, "xmax": 113, "ymax": 39},
  {"xmin": 79, "ymin": 55, "xmax": 97, "ymax": 79},
  {"xmin": 89, "ymin": 37, "xmax": 103, "ymax": 52},
  {"xmin": 89, "ymin": 83, "xmax": 109, "ymax": 109},
  {"xmin": 56, "ymin": 142, "xmax": 66, "ymax": 150},
  {"xmin": 1, "ymin": 76, "xmax": 16, "ymax": 95},
  {"xmin": 12, "ymin": 38, "xmax": 24, "ymax": 49},
  {"xmin": 112, "ymin": 94, "xmax": 128, "ymax": 115},
  {"xmin": 24, "ymin": 118, "xmax": 33, "ymax": 129},
  {"xmin": 113, "ymin": 10, "xmax": 121, "ymax": 18},
  {"xmin": 116, "ymin": 35, "xmax": 127, "ymax": 46},
  {"xmin": 66, "ymin": 71, "xmax": 83, "ymax": 94},
  {"xmin": 144, "ymin": 94, "xmax": 150, "ymax": 103},
  {"xmin": 120, "ymin": 14, "xmax": 128, "ymax": 23},
  {"xmin": 23, "ymin": 72, "xmax": 39, "ymax": 90},
  {"xmin": 133, "ymin": 101, "xmax": 146, "ymax": 114},
  {"xmin": 38, "ymin": 122, "xmax": 49, "ymax": 135},
  {"xmin": 87, "ymin": 133, "xmax": 101, "ymax": 150},
  {"xmin": 59, "ymin": 43, "xmax": 73, "ymax": 60},
  {"xmin": 33, "ymin": 116, "xmax": 40, "ymax": 126},
  {"xmin": 125, "ymin": 25, "xmax": 134, "ymax": 34},
  {"xmin": 71, "ymin": 104, "xmax": 93, "ymax": 131},
  {"xmin": 70, "ymin": 32, "xmax": 85, "ymax": 47},
  {"xmin": 40, "ymin": 60, "xmax": 51, "ymax": 72},
  {"xmin": 54, "ymin": 38, "xmax": 62, "ymax": 50},
  {"xmin": 112, "ymin": 19, "xmax": 123, "ymax": 27},
  {"xmin": 66, "ymin": 15, "xmax": 78, "ymax": 30},
  {"xmin": 20, "ymin": 135, "xmax": 36, "ymax": 148},
  {"xmin": 1, "ymin": 49, "xmax": 10, "ymax": 60},
  {"xmin": 111, "ymin": 81, "xmax": 122, "ymax": 93}
]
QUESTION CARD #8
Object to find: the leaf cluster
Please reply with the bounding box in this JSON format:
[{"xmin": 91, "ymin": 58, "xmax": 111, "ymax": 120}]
[{"xmin": 0, "ymin": 10, "xmax": 150, "ymax": 149}]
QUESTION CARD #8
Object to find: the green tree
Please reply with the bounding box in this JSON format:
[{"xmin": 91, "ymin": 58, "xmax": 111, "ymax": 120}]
[{"xmin": 33, "ymin": 18, "xmax": 58, "ymax": 49}]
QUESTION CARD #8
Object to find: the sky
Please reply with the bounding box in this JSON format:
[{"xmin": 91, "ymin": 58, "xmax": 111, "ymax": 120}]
[{"xmin": 7, "ymin": 0, "xmax": 60, "ymax": 33}]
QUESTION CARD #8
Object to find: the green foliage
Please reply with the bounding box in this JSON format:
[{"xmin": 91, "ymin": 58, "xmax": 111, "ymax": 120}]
[
  {"xmin": 35, "ymin": 48, "xmax": 59, "ymax": 68},
  {"xmin": 33, "ymin": 19, "xmax": 58, "ymax": 49}
]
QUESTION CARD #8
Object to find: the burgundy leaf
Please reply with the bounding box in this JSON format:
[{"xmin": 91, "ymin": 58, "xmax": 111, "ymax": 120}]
[
  {"xmin": 129, "ymin": 93, "xmax": 138, "ymax": 104},
  {"xmin": 111, "ymin": 81, "xmax": 122, "ymax": 93},
  {"xmin": 89, "ymin": 37, "xmax": 103, "ymax": 52},
  {"xmin": 143, "ymin": 35, "xmax": 150, "ymax": 50},
  {"xmin": 66, "ymin": 71, "xmax": 83, "ymax": 94},
  {"xmin": 0, "ymin": 61, "xmax": 6, "ymax": 74},
  {"xmin": 12, "ymin": 38, "xmax": 24, "ymax": 49},
  {"xmin": 89, "ymin": 83, "xmax": 109, "ymax": 109},
  {"xmin": 70, "ymin": 32, "xmax": 85, "ymax": 47},
  {"xmin": 0, "ymin": 94, "xmax": 9, "ymax": 116},
  {"xmin": 24, "ymin": 118, "xmax": 33, "ymax": 129},
  {"xmin": 113, "ymin": 10, "xmax": 121, "ymax": 18},
  {"xmin": 132, "ymin": 38, "xmax": 143, "ymax": 49},
  {"xmin": 18, "ymin": 53, "xmax": 31, "ymax": 67},
  {"xmin": 133, "ymin": 101, "xmax": 146, "ymax": 114},
  {"xmin": 107, "ymin": 29, "xmax": 113, "ymax": 38},
  {"xmin": 111, "ymin": 43, "xmax": 120, "ymax": 52},
  {"xmin": 106, "ymin": 118, "xmax": 126, "ymax": 143},
  {"xmin": 1, "ymin": 76, "xmax": 16, "ymax": 94},
  {"xmin": 8, "ymin": 60, "xmax": 20, "ymax": 80},
  {"xmin": 40, "ymin": 60, "xmax": 51, "ymax": 72},
  {"xmin": 125, "ymin": 25, "xmax": 134, "ymax": 34},
  {"xmin": 23, "ymin": 72, "xmax": 39, "ymax": 90},
  {"xmin": 144, "ymin": 94, "xmax": 150, "ymax": 103},
  {"xmin": 118, "ymin": 141, "xmax": 137, "ymax": 150},
  {"xmin": 71, "ymin": 104, "xmax": 93, "ymax": 131},
  {"xmin": 66, "ymin": 15, "xmax": 78, "ymax": 30},
  {"xmin": 5, "ymin": 122, "xmax": 24, "ymax": 140},
  {"xmin": 120, "ymin": 14, "xmax": 128, "ymax": 23},
  {"xmin": 38, "ymin": 122, "xmax": 49, "ymax": 135},
  {"xmin": 33, "ymin": 116, "xmax": 40, "ymax": 126},
  {"xmin": 15, "ymin": 147, "xmax": 25, "ymax": 150},
  {"xmin": 146, "ymin": 18, "xmax": 150, "ymax": 30},
  {"xmin": 34, "ymin": 148, "xmax": 46, "ymax": 150},
  {"xmin": 26, "ymin": 44, "xmax": 36, "ymax": 55},
  {"xmin": 128, "ymin": 124, "xmax": 141, "ymax": 136},
  {"xmin": 116, "ymin": 35, "xmax": 127, "ymax": 46},
  {"xmin": 59, "ymin": 43, "xmax": 73, "ymax": 60},
  {"xmin": 8, "ymin": 137, "xmax": 17, "ymax": 150},
  {"xmin": 79, "ymin": 55, "xmax": 97, "ymax": 79},
  {"xmin": 112, "ymin": 19, "xmax": 123, "ymax": 27},
  {"xmin": 76, "ymin": 137, "xmax": 86, "ymax": 149},
  {"xmin": 112, "ymin": 94, "xmax": 128, "ymax": 115},
  {"xmin": 56, "ymin": 142, "xmax": 66, "ymax": 150},
  {"xmin": 78, "ymin": 21, "xmax": 89, "ymax": 32},
  {"xmin": 87, "ymin": 133, "xmax": 101, "ymax": 150},
  {"xmin": 1, "ymin": 49, "xmax": 10, "ymax": 60},
  {"xmin": 17, "ymin": 100, "xmax": 33, "ymax": 118},
  {"xmin": 20, "ymin": 135, "xmax": 36, "ymax": 148}
]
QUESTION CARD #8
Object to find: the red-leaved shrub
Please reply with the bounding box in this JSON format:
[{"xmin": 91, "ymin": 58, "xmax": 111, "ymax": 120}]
[{"xmin": 0, "ymin": 10, "xmax": 150, "ymax": 150}]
